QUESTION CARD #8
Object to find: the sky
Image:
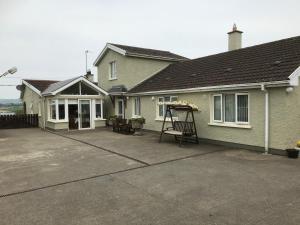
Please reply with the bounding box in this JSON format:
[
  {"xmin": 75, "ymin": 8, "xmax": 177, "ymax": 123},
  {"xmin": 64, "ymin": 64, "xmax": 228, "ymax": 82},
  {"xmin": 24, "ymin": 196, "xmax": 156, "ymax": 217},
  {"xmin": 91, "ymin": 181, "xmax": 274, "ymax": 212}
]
[{"xmin": 0, "ymin": 0, "xmax": 300, "ymax": 99}]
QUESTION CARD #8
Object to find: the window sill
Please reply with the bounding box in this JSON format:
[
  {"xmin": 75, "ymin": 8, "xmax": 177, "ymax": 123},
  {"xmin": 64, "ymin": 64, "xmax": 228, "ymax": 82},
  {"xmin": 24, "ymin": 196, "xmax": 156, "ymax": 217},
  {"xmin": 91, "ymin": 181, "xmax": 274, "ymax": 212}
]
[
  {"xmin": 109, "ymin": 78, "xmax": 117, "ymax": 81},
  {"xmin": 95, "ymin": 118, "xmax": 106, "ymax": 121},
  {"xmin": 132, "ymin": 115, "xmax": 142, "ymax": 118},
  {"xmin": 208, "ymin": 122, "xmax": 252, "ymax": 129},
  {"xmin": 47, "ymin": 120, "xmax": 68, "ymax": 123},
  {"xmin": 155, "ymin": 117, "xmax": 178, "ymax": 122}
]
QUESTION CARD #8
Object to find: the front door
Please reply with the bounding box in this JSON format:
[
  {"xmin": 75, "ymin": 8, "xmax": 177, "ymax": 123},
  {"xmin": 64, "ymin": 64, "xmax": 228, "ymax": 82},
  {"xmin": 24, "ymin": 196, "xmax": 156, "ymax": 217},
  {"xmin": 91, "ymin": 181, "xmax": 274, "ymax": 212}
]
[
  {"xmin": 117, "ymin": 99, "xmax": 124, "ymax": 118},
  {"xmin": 68, "ymin": 104, "xmax": 79, "ymax": 130},
  {"xmin": 79, "ymin": 99, "xmax": 91, "ymax": 129}
]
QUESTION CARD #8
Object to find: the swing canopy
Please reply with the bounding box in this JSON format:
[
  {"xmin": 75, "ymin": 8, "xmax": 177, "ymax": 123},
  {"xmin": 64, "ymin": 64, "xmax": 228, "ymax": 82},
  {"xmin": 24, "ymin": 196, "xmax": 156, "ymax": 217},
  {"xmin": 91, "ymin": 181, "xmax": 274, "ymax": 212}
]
[{"xmin": 167, "ymin": 104, "xmax": 199, "ymax": 111}]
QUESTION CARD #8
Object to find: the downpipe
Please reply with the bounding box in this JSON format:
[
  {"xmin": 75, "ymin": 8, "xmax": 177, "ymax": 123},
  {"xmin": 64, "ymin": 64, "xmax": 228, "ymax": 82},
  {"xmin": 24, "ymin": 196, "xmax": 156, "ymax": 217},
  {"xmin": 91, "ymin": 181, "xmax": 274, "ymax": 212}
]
[{"xmin": 261, "ymin": 84, "xmax": 270, "ymax": 155}]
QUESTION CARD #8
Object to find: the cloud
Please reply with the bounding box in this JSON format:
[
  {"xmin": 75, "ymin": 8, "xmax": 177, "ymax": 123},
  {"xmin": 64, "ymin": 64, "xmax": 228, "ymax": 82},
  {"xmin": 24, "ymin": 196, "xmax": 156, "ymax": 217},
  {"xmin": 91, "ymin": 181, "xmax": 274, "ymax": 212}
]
[{"xmin": 0, "ymin": 0, "xmax": 299, "ymax": 98}]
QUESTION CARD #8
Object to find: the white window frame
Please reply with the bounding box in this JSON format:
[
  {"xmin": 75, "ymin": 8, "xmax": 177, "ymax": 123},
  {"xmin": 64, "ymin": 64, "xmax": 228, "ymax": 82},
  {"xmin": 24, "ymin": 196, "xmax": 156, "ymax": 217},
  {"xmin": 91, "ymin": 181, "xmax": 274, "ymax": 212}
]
[
  {"xmin": 109, "ymin": 61, "xmax": 117, "ymax": 80},
  {"xmin": 156, "ymin": 96, "xmax": 178, "ymax": 120},
  {"xmin": 211, "ymin": 93, "xmax": 250, "ymax": 126},
  {"xmin": 94, "ymin": 99, "xmax": 104, "ymax": 120},
  {"xmin": 48, "ymin": 99, "xmax": 57, "ymax": 121},
  {"xmin": 47, "ymin": 99, "xmax": 68, "ymax": 122},
  {"xmin": 212, "ymin": 94, "xmax": 223, "ymax": 123},
  {"xmin": 132, "ymin": 97, "xmax": 141, "ymax": 118},
  {"xmin": 38, "ymin": 102, "xmax": 41, "ymax": 116},
  {"xmin": 235, "ymin": 93, "xmax": 250, "ymax": 124}
]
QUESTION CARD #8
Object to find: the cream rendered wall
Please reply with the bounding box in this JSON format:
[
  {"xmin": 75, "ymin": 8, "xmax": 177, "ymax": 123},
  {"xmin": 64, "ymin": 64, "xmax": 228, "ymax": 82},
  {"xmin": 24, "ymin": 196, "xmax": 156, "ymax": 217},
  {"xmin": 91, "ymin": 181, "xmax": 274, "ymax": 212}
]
[
  {"xmin": 46, "ymin": 121, "xmax": 68, "ymax": 130},
  {"xmin": 97, "ymin": 50, "xmax": 173, "ymax": 117},
  {"xmin": 22, "ymin": 86, "xmax": 44, "ymax": 127},
  {"xmin": 127, "ymin": 86, "xmax": 300, "ymax": 151},
  {"xmin": 97, "ymin": 50, "xmax": 172, "ymax": 91},
  {"xmin": 269, "ymin": 85, "xmax": 300, "ymax": 149}
]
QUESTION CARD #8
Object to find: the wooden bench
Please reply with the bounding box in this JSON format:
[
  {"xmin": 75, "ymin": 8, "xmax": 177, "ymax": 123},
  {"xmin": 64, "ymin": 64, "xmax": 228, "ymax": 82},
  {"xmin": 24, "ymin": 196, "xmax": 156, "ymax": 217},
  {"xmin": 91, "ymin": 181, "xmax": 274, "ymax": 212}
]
[
  {"xmin": 112, "ymin": 118, "xmax": 133, "ymax": 134},
  {"xmin": 163, "ymin": 121, "xmax": 198, "ymax": 146},
  {"xmin": 164, "ymin": 121, "xmax": 194, "ymax": 136}
]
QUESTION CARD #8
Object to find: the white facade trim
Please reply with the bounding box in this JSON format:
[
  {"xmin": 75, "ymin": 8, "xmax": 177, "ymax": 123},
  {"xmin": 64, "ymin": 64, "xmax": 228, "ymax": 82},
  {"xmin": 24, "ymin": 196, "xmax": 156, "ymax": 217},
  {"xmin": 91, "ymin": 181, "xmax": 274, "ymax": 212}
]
[
  {"xmin": 22, "ymin": 80, "xmax": 42, "ymax": 96},
  {"xmin": 93, "ymin": 43, "xmax": 126, "ymax": 66},
  {"xmin": 93, "ymin": 43, "xmax": 186, "ymax": 66},
  {"xmin": 208, "ymin": 123, "xmax": 252, "ymax": 129},
  {"xmin": 43, "ymin": 77, "xmax": 108, "ymax": 96},
  {"xmin": 289, "ymin": 66, "xmax": 300, "ymax": 86},
  {"xmin": 128, "ymin": 81, "xmax": 290, "ymax": 96}
]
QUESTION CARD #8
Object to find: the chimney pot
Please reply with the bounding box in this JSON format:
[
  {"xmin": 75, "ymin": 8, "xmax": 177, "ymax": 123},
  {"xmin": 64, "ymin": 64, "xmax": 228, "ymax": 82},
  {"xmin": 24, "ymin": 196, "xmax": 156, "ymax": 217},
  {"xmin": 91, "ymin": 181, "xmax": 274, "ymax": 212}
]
[{"xmin": 85, "ymin": 69, "xmax": 94, "ymax": 82}]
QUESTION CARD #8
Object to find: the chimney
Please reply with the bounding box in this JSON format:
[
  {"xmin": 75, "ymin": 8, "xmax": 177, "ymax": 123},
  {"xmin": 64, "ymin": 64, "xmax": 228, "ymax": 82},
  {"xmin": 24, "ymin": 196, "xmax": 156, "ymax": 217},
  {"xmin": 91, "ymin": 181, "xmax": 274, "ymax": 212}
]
[
  {"xmin": 85, "ymin": 69, "xmax": 94, "ymax": 82},
  {"xmin": 227, "ymin": 23, "xmax": 243, "ymax": 51}
]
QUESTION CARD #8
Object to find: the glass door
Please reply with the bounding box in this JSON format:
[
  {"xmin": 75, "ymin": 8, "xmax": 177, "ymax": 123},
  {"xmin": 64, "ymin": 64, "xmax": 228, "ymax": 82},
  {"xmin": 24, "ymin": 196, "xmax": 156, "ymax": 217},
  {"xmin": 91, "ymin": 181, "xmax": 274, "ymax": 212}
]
[
  {"xmin": 117, "ymin": 99, "xmax": 124, "ymax": 118},
  {"xmin": 79, "ymin": 99, "xmax": 91, "ymax": 129}
]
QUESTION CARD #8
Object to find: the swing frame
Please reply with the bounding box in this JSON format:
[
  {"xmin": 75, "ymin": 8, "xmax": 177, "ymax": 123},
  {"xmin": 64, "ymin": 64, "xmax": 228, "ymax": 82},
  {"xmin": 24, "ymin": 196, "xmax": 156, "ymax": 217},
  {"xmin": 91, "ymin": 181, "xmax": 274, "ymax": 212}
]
[{"xmin": 159, "ymin": 104, "xmax": 199, "ymax": 146}]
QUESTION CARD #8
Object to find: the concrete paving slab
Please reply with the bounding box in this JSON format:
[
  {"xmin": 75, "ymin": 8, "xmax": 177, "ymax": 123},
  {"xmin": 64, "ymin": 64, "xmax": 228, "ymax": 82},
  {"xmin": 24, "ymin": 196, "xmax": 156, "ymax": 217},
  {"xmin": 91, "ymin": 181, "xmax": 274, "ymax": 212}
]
[
  {"xmin": 0, "ymin": 128, "xmax": 143, "ymax": 196},
  {"xmin": 0, "ymin": 175, "xmax": 212, "ymax": 225},
  {"xmin": 62, "ymin": 128, "xmax": 227, "ymax": 164},
  {"xmin": 0, "ymin": 128, "xmax": 299, "ymax": 225},
  {"xmin": 112, "ymin": 150, "xmax": 300, "ymax": 225}
]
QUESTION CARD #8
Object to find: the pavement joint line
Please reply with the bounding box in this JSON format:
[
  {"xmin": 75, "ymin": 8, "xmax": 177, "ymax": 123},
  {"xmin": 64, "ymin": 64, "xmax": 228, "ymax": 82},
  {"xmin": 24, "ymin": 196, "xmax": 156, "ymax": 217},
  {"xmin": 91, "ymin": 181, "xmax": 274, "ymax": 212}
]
[
  {"xmin": 0, "ymin": 148, "xmax": 224, "ymax": 199},
  {"xmin": 46, "ymin": 130, "xmax": 151, "ymax": 166},
  {"xmin": 149, "ymin": 149, "xmax": 226, "ymax": 166},
  {"xmin": 0, "ymin": 165, "xmax": 148, "ymax": 199},
  {"xmin": 0, "ymin": 131, "xmax": 225, "ymax": 199}
]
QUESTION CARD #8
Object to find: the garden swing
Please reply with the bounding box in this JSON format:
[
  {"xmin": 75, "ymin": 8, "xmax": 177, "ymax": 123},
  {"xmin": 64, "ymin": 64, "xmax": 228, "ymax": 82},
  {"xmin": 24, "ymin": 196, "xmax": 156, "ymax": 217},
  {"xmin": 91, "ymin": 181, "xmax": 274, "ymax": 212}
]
[{"xmin": 159, "ymin": 103, "xmax": 199, "ymax": 146}]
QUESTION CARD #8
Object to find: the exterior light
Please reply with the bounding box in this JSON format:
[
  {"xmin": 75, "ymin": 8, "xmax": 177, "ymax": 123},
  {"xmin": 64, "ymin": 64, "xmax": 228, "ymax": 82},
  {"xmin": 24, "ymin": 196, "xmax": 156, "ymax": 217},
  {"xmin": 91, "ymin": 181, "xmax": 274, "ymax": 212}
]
[
  {"xmin": 286, "ymin": 87, "xmax": 294, "ymax": 93},
  {"xmin": 8, "ymin": 67, "xmax": 17, "ymax": 74},
  {"xmin": 0, "ymin": 67, "xmax": 18, "ymax": 78}
]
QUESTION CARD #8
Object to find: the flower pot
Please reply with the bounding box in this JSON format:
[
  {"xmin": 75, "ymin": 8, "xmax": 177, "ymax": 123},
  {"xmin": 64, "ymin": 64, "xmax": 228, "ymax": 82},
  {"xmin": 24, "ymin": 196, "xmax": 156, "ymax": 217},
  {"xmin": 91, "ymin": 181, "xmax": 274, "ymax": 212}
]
[
  {"xmin": 131, "ymin": 121, "xmax": 143, "ymax": 129},
  {"xmin": 286, "ymin": 149, "xmax": 299, "ymax": 159}
]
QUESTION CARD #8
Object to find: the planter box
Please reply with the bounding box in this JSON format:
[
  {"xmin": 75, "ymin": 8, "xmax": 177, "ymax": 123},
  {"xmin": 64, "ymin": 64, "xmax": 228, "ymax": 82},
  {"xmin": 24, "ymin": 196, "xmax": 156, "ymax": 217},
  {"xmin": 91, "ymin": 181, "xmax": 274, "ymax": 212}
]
[{"xmin": 131, "ymin": 121, "xmax": 143, "ymax": 129}]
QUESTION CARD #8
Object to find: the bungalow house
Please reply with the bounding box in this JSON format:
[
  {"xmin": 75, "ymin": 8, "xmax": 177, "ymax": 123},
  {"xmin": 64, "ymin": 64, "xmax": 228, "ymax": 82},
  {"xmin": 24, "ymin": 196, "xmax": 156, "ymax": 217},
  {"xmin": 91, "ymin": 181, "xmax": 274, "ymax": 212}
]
[
  {"xmin": 19, "ymin": 74, "xmax": 108, "ymax": 130},
  {"xmin": 95, "ymin": 26, "xmax": 300, "ymax": 154}
]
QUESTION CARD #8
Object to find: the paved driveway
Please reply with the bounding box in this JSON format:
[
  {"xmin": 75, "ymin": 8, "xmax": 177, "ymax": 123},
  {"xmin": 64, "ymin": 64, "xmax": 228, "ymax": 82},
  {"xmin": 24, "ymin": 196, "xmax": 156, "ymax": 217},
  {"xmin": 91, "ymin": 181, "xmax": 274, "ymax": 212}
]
[{"xmin": 0, "ymin": 128, "xmax": 299, "ymax": 225}]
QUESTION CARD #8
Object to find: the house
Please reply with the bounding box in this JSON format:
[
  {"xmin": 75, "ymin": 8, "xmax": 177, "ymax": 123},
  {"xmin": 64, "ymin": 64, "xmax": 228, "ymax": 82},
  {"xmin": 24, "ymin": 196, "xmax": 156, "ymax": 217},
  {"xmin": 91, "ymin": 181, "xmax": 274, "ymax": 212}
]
[
  {"xmin": 96, "ymin": 26, "xmax": 300, "ymax": 154},
  {"xmin": 19, "ymin": 74, "xmax": 108, "ymax": 130},
  {"xmin": 93, "ymin": 43, "xmax": 187, "ymax": 118}
]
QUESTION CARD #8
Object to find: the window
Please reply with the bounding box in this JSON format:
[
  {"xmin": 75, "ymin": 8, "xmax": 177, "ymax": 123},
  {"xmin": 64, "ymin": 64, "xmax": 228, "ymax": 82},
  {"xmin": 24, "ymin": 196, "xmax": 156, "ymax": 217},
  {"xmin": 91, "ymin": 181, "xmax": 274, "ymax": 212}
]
[
  {"xmin": 133, "ymin": 97, "xmax": 141, "ymax": 116},
  {"xmin": 213, "ymin": 95, "xmax": 222, "ymax": 121},
  {"xmin": 48, "ymin": 99, "xmax": 66, "ymax": 121},
  {"xmin": 237, "ymin": 94, "xmax": 249, "ymax": 123},
  {"xmin": 58, "ymin": 100, "xmax": 65, "ymax": 120},
  {"xmin": 95, "ymin": 99, "xmax": 103, "ymax": 119},
  {"xmin": 109, "ymin": 61, "xmax": 117, "ymax": 80},
  {"xmin": 212, "ymin": 93, "xmax": 249, "ymax": 124},
  {"xmin": 50, "ymin": 100, "xmax": 56, "ymax": 120},
  {"xmin": 38, "ymin": 102, "xmax": 41, "ymax": 116},
  {"xmin": 224, "ymin": 94, "xmax": 235, "ymax": 122},
  {"xmin": 157, "ymin": 96, "xmax": 178, "ymax": 119}
]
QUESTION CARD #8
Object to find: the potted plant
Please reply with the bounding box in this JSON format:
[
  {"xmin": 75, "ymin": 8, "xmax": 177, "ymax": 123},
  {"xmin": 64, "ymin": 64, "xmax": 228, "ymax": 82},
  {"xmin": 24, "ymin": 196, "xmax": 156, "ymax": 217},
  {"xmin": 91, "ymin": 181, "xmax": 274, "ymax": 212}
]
[
  {"xmin": 108, "ymin": 115, "xmax": 118, "ymax": 126},
  {"xmin": 130, "ymin": 117, "xmax": 145, "ymax": 135},
  {"xmin": 286, "ymin": 141, "xmax": 300, "ymax": 159}
]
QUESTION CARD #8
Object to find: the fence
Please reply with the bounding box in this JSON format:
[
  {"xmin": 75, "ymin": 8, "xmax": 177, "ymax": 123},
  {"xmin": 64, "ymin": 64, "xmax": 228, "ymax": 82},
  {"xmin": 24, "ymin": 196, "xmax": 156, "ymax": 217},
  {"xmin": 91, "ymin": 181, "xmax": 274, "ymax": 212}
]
[{"xmin": 0, "ymin": 114, "xmax": 39, "ymax": 129}]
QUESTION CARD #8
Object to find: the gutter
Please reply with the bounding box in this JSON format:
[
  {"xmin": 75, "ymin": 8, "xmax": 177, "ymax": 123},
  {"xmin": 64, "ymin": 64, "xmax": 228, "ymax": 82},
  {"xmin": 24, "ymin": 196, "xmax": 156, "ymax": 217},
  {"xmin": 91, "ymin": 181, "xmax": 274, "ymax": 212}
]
[{"xmin": 127, "ymin": 80, "xmax": 290, "ymax": 96}]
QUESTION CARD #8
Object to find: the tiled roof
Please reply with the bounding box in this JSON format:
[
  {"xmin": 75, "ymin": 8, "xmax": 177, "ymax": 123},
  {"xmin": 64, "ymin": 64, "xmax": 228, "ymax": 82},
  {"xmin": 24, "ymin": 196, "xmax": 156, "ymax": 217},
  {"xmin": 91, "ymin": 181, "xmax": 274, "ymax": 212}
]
[
  {"xmin": 110, "ymin": 43, "xmax": 188, "ymax": 61},
  {"xmin": 42, "ymin": 76, "xmax": 80, "ymax": 95},
  {"xmin": 129, "ymin": 36, "xmax": 300, "ymax": 93},
  {"xmin": 23, "ymin": 79, "xmax": 59, "ymax": 92}
]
